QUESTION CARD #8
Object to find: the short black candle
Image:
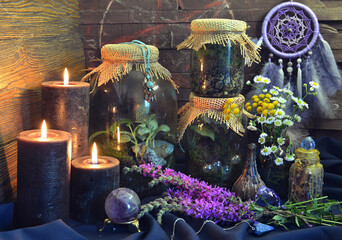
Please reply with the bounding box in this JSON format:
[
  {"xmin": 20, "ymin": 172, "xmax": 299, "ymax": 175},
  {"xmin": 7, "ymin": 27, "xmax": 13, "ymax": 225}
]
[
  {"xmin": 70, "ymin": 156, "xmax": 120, "ymax": 224},
  {"xmin": 15, "ymin": 129, "xmax": 71, "ymax": 228},
  {"xmin": 42, "ymin": 80, "xmax": 90, "ymax": 159}
]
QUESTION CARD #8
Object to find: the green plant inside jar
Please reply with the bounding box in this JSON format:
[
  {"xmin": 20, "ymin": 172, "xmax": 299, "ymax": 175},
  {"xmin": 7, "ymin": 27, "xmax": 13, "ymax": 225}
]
[{"xmin": 89, "ymin": 114, "xmax": 173, "ymax": 167}]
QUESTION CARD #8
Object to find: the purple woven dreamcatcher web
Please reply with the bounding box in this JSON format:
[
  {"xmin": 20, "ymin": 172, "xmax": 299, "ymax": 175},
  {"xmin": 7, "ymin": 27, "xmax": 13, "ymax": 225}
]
[
  {"xmin": 256, "ymin": 1, "xmax": 342, "ymax": 120},
  {"xmin": 262, "ymin": 2, "xmax": 319, "ymax": 59}
]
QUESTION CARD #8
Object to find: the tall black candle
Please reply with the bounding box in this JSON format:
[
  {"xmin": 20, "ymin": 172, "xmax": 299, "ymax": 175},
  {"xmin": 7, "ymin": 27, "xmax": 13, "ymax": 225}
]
[
  {"xmin": 42, "ymin": 69, "xmax": 90, "ymax": 159},
  {"xmin": 15, "ymin": 126, "xmax": 71, "ymax": 228}
]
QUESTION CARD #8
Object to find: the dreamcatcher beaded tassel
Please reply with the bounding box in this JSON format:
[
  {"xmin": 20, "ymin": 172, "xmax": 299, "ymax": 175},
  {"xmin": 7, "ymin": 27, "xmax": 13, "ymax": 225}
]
[{"xmin": 261, "ymin": 1, "xmax": 342, "ymax": 119}]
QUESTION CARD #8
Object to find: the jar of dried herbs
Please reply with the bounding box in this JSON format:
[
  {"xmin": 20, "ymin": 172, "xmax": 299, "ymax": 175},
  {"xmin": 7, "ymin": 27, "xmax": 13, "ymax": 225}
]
[
  {"xmin": 177, "ymin": 18, "xmax": 260, "ymax": 98},
  {"xmin": 288, "ymin": 138, "xmax": 324, "ymax": 202}
]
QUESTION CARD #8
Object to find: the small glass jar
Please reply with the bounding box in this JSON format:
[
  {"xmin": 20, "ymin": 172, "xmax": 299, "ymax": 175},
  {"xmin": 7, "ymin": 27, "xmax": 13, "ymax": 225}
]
[
  {"xmin": 288, "ymin": 147, "xmax": 323, "ymax": 202},
  {"xmin": 191, "ymin": 43, "xmax": 244, "ymax": 97}
]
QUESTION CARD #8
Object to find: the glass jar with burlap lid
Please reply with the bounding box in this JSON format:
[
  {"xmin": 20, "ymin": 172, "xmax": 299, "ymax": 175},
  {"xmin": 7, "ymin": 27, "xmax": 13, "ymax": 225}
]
[
  {"xmin": 178, "ymin": 93, "xmax": 256, "ymax": 188},
  {"xmin": 82, "ymin": 41, "xmax": 178, "ymax": 198},
  {"xmin": 178, "ymin": 18, "xmax": 260, "ymax": 98}
]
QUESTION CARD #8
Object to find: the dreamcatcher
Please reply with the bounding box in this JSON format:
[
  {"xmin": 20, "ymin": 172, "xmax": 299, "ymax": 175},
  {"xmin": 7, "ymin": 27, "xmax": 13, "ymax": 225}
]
[{"xmin": 257, "ymin": 1, "xmax": 342, "ymax": 119}]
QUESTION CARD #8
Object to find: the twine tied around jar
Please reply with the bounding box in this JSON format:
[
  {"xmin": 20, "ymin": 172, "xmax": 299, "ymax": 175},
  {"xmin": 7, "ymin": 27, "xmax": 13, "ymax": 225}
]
[
  {"xmin": 81, "ymin": 43, "xmax": 178, "ymax": 91},
  {"xmin": 177, "ymin": 18, "xmax": 260, "ymax": 66},
  {"xmin": 177, "ymin": 93, "xmax": 256, "ymax": 141}
]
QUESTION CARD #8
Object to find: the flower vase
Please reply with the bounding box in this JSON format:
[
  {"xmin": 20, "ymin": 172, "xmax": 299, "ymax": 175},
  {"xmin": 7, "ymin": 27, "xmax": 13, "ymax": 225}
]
[{"xmin": 258, "ymin": 154, "xmax": 292, "ymax": 200}]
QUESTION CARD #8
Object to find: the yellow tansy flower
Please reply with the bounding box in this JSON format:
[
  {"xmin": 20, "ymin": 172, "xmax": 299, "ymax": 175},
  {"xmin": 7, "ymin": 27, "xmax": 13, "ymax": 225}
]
[
  {"xmin": 263, "ymin": 98, "xmax": 270, "ymax": 103},
  {"xmin": 262, "ymin": 109, "xmax": 268, "ymax": 116},
  {"xmin": 257, "ymin": 107, "xmax": 263, "ymax": 113},
  {"xmin": 267, "ymin": 103, "xmax": 275, "ymax": 110},
  {"xmin": 252, "ymin": 103, "xmax": 258, "ymax": 108},
  {"xmin": 253, "ymin": 98, "xmax": 260, "ymax": 103},
  {"xmin": 265, "ymin": 93, "xmax": 272, "ymax": 98},
  {"xmin": 246, "ymin": 106, "xmax": 252, "ymax": 112},
  {"xmin": 269, "ymin": 109, "xmax": 276, "ymax": 116},
  {"xmin": 259, "ymin": 94, "xmax": 265, "ymax": 99},
  {"xmin": 230, "ymin": 103, "xmax": 237, "ymax": 109},
  {"xmin": 233, "ymin": 108, "xmax": 240, "ymax": 115}
]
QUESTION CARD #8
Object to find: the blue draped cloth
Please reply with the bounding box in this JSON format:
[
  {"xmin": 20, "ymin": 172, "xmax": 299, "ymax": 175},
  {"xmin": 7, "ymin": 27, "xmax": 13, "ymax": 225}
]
[{"xmin": 1, "ymin": 136, "xmax": 342, "ymax": 240}]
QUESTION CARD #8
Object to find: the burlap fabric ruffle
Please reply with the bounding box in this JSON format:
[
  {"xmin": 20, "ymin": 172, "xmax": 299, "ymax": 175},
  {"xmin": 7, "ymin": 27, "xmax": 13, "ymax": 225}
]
[
  {"xmin": 177, "ymin": 18, "xmax": 260, "ymax": 66},
  {"xmin": 81, "ymin": 44, "xmax": 178, "ymax": 90},
  {"xmin": 177, "ymin": 93, "xmax": 255, "ymax": 141}
]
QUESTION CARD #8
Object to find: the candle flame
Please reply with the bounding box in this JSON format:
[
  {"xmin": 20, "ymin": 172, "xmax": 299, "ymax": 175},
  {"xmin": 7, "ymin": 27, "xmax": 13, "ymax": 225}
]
[
  {"xmin": 117, "ymin": 127, "xmax": 120, "ymax": 143},
  {"xmin": 41, "ymin": 120, "xmax": 47, "ymax": 140},
  {"xmin": 63, "ymin": 68, "xmax": 69, "ymax": 85},
  {"xmin": 91, "ymin": 142, "xmax": 98, "ymax": 164},
  {"xmin": 112, "ymin": 106, "xmax": 116, "ymax": 113}
]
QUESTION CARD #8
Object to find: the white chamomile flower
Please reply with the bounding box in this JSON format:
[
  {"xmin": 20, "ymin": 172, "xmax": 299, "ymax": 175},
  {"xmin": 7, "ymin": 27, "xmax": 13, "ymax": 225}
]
[
  {"xmin": 260, "ymin": 132, "xmax": 268, "ymax": 138},
  {"xmin": 266, "ymin": 117, "xmax": 275, "ymax": 124},
  {"xmin": 260, "ymin": 146, "xmax": 272, "ymax": 156},
  {"xmin": 278, "ymin": 97, "xmax": 286, "ymax": 104},
  {"xmin": 295, "ymin": 98, "xmax": 305, "ymax": 107},
  {"xmin": 262, "ymin": 77, "xmax": 271, "ymax": 84},
  {"xmin": 246, "ymin": 80, "xmax": 251, "ymax": 85},
  {"xmin": 271, "ymin": 146, "xmax": 278, "ymax": 152},
  {"xmin": 291, "ymin": 96, "xmax": 298, "ymax": 102},
  {"xmin": 270, "ymin": 96, "xmax": 279, "ymax": 101},
  {"xmin": 281, "ymin": 104, "xmax": 287, "ymax": 109},
  {"xmin": 277, "ymin": 137, "xmax": 285, "ymax": 146},
  {"xmin": 274, "ymin": 119, "xmax": 282, "ymax": 126},
  {"xmin": 247, "ymin": 125, "xmax": 257, "ymax": 131},
  {"xmin": 283, "ymin": 119, "xmax": 294, "ymax": 127},
  {"xmin": 274, "ymin": 157, "xmax": 284, "ymax": 166},
  {"xmin": 294, "ymin": 114, "xmax": 301, "ymax": 122},
  {"xmin": 284, "ymin": 89, "xmax": 294, "ymax": 96},
  {"xmin": 309, "ymin": 81, "xmax": 319, "ymax": 89},
  {"xmin": 258, "ymin": 137, "xmax": 266, "ymax": 144},
  {"xmin": 263, "ymin": 89, "xmax": 268, "ymax": 93},
  {"xmin": 285, "ymin": 153, "xmax": 295, "ymax": 161},
  {"xmin": 310, "ymin": 87, "xmax": 314, "ymax": 92},
  {"xmin": 270, "ymin": 89, "xmax": 279, "ymax": 95},
  {"xmin": 273, "ymin": 86, "xmax": 283, "ymax": 92},
  {"xmin": 275, "ymin": 109, "xmax": 285, "ymax": 118},
  {"xmin": 257, "ymin": 116, "xmax": 266, "ymax": 123},
  {"xmin": 253, "ymin": 75, "xmax": 263, "ymax": 83}
]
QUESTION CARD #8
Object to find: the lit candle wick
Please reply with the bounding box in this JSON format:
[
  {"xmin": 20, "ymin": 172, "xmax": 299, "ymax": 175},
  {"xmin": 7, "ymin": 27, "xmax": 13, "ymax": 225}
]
[
  {"xmin": 63, "ymin": 68, "xmax": 69, "ymax": 86},
  {"xmin": 91, "ymin": 143, "xmax": 98, "ymax": 164},
  {"xmin": 41, "ymin": 120, "xmax": 47, "ymax": 140}
]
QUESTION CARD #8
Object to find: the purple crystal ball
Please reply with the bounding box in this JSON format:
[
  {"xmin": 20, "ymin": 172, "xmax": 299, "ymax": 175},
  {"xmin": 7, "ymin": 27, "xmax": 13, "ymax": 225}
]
[{"xmin": 105, "ymin": 188, "xmax": 141, "ymax": 223}]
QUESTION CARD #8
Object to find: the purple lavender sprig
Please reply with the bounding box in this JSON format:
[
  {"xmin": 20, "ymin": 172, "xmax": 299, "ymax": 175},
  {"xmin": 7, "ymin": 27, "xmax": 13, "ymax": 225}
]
[{"xmin": 124, "ymin": 163, "xmax": 254, "ymax": 224}]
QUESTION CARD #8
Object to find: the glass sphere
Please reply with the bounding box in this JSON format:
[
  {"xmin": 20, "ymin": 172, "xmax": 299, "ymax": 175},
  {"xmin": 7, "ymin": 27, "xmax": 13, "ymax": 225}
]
[{"xmin": 105, "ymin": 188, "xmax": 141, "ymax": 223}]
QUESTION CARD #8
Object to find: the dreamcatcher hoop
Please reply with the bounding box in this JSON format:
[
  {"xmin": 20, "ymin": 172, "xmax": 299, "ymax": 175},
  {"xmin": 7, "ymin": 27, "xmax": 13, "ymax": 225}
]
[{"xmin": 262, "ymin": 1, "xmax": 319, "ymax": 59}]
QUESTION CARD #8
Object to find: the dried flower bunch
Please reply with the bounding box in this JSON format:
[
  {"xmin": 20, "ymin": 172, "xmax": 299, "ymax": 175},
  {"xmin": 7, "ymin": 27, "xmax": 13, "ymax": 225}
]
[
  {"xmin": 124, "ymin": 163, "xmax": 253, "ymax": 224},
  {"xmin": 125, "ymin": 164, "xmax": 342, "ymax": 229},
  {"xmin": 244, "ymin": 75, "xmax": 319, "ymax": 165}
]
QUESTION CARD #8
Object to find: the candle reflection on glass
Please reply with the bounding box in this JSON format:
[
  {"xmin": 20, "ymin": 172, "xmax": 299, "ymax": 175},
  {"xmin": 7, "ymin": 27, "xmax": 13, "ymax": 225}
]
[
  {"xmin": 70, "ymin": 143, "xmax": 120, "ymax": 224},
  {"xmin": 15, "ymin": 120, "xmax": 71, "ymax": 227},
  {"xmin": 117, "ymin": 126, "xmax": 121, "ymax": 151}
]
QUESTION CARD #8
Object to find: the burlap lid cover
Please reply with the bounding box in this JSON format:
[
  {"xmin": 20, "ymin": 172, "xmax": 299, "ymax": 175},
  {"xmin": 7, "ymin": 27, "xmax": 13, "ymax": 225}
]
[
  {"xmin": 177, "ymin": 93, "xmax": 256, "ymax": 142},
  {"xmin": 82, "ymin": 43, "xmax": 178, "ymax": 90},
  {"xmin": 177, "ymin": 18, "xmax": 260, "ymax": 66}
]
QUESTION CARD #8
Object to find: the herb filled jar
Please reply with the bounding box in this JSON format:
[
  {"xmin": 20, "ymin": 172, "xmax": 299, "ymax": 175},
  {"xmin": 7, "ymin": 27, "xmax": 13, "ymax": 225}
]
[
  {"xmin": 178, "ymin": 93, "xmax": 254, "ymax": 188},
  {"xmin": 177, "ymin": 18, "xmax": 260, "ymax": 98},
  {"xmin": 177, "ymin": 18, "xmax": 259, "ymax": 188},
  {"xmin": 82, "ymin": 41, "xmax": 178, "ymax": 197},
  {"xmin": 288, "ymin": 138, "xmax": 324, "ymax": 202}
]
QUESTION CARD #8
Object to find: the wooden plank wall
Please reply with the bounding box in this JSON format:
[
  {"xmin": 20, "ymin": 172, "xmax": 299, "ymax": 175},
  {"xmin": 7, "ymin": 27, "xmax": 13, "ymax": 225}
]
[
  {"xmin": 79, "ymin": 0, "xmax": 342, "ymax": 139},
  {"xmin": 0, "ymin": 0, "xmax": 85, "ymax": 203}
]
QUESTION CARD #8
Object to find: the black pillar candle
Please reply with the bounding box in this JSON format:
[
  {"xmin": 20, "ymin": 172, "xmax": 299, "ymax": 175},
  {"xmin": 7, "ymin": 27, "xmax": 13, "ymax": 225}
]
[
  {"xmin": 42, "ymin": 77, "xmax": 90, "ymax": 159},
  {"xmin": 70, "ymin": 155, "xmax": 120, "ymax": 224},
  {"xmin": 15, "ymin": 128, "xmax": 71, "ymax": 228}
]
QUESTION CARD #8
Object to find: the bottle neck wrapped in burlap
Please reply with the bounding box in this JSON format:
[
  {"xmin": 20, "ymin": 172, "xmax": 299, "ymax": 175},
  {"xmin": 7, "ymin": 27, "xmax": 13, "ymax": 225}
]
[
  {"xmin": 177, "ymin": 93, "xmax": 255, "ymax": 142},
  {"xmin": 177, "ymin": 18, "xmax": 260, "ymax": 66},
  {"xmin": 81, "ymin": 43, "xmax": 178, "ymax": 90}
]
